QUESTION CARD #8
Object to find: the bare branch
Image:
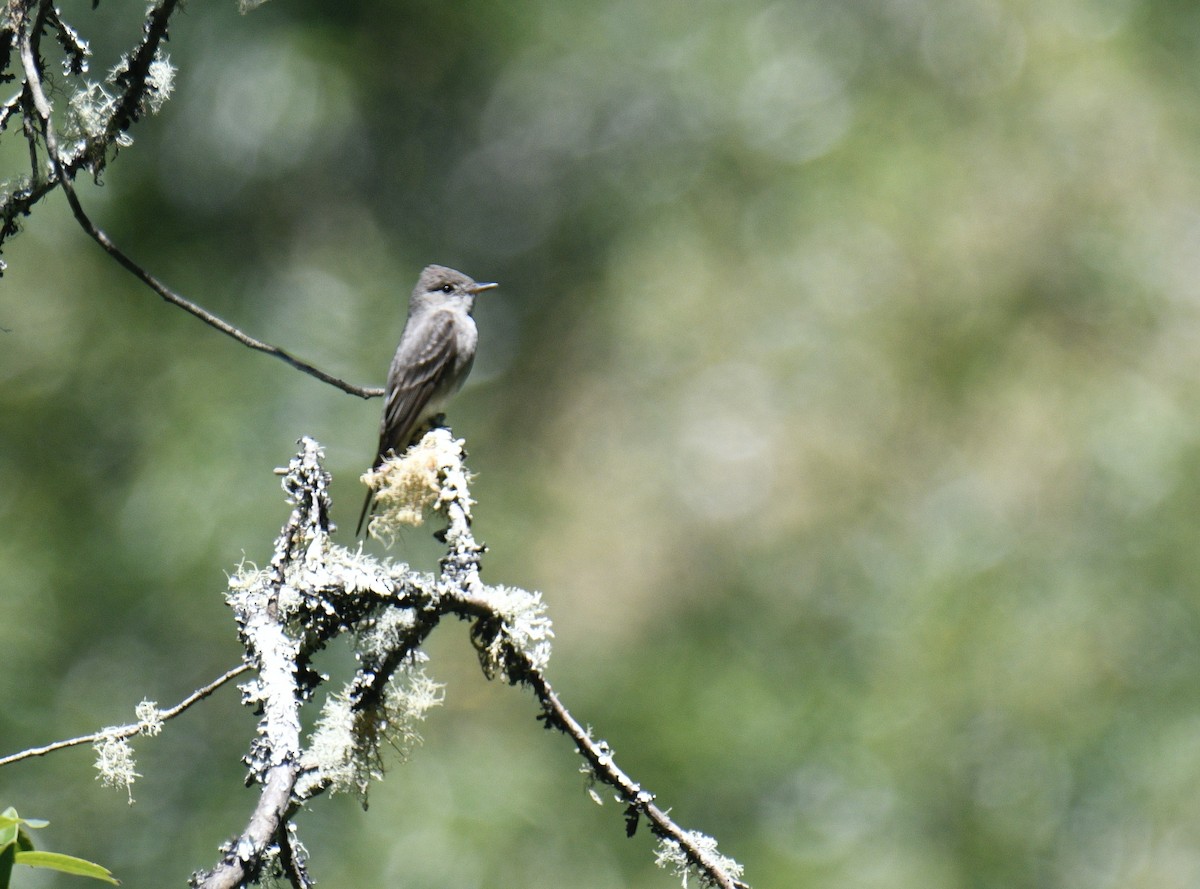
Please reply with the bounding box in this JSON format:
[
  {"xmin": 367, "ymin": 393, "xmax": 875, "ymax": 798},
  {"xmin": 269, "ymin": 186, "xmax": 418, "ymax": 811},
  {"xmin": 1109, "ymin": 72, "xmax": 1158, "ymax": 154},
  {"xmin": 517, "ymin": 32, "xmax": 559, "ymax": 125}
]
[{"xmin": 56, "ymin": 186, "xmax": 383, "ymax": 398}]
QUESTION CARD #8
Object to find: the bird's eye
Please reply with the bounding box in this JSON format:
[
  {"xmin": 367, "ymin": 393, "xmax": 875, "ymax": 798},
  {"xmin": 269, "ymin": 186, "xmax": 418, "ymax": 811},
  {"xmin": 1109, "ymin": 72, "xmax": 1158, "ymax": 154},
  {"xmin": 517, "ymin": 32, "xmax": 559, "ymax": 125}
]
[{"xmin": 440, "ymin": 283, "xmax": 454, "ymax": 294}]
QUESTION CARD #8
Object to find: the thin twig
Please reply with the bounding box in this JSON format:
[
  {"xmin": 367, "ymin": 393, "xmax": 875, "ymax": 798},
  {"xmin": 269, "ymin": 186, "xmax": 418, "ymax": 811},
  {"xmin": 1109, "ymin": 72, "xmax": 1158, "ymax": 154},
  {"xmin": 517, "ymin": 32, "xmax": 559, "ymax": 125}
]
[
  {"xmin": 450, "ymin": 589, "xmax": 750, "ymax": 889},
  {"xmin": 0, "ymin": 664, "xmax": 250, "ymax": 768},
  {"xmin": 437, "ymin": 448, "xmax": 748, "ymax": 889},
  {"xmin": 62, "ymin": 185, "xmax": 383, "ymax": 398},
  {"xmin": 530, "ymin": 670, "xmax": 749, "ymax": 889},
  {"xmin": 13, "ymin": 14, "xmax": 383, "ymax": 399}
]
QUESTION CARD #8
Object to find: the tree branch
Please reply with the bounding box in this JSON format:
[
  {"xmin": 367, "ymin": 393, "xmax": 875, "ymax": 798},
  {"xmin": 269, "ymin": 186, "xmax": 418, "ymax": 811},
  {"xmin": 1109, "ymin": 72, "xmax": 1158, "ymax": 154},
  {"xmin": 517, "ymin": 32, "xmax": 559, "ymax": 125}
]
[
  {"xmin": 8, "ymin": 2, "xmax": 383, "ymax": 398},
  {"xmin": 192, "ymin": 440, "xmax": 445, "ymax": 888},
  {"xmin": 0, "ymin": 664, "xmax": 250, "ymax": 769},
  {"xmin": 57, "ymin": 183, "xmax": 383, "ymax": 398},
  {"xmin": 437, "ymin": 484, "xmax": 747, "ymax": 889},
  {"xmin": 529, "ymin": 670, "xmax": 748, "ymax": 889},
  {"xmin": 192, "ymin": 433, "xmax": 748, "ymax": 889},
  {"xmin": 104, "ymin": 0, "xmax": 180, "ymax": 142}
]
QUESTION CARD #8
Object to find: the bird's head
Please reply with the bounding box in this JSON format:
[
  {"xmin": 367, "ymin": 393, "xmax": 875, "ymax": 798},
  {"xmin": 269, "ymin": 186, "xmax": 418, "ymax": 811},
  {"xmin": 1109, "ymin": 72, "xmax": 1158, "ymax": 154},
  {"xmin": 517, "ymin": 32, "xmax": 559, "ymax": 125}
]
[{"xmin": 411, "ymin": 265, "xmax": 498, "ymax": 314}]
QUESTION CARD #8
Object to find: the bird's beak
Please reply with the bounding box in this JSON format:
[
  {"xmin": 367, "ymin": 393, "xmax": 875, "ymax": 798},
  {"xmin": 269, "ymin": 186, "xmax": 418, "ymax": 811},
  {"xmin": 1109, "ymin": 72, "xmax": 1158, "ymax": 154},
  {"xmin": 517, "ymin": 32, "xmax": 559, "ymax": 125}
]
[{"xmin": 469, "ymin": 281, "xmax": 499, "ymax": 294}]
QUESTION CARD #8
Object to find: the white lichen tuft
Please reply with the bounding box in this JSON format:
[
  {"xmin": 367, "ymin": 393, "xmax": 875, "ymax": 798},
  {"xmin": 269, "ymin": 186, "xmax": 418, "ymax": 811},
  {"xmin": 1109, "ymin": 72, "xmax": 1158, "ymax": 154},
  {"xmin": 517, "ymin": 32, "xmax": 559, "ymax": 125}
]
[
  {"xmin": 301, "ymin": 691, "xmax": 376, "ymax": 798},
  {"xmin": 107, "ymin": 52, "xmax": 175, "ymax": 116},
  {"xmin": 301, "ymin": 666, "xmax": 444, "ymax": 800},
  {"xmin": 284, "ymin": 545, "xmax": 399, "ymax": 621},
  {"xmin": 479, "ymin": 584, "xmax": 555, "ymax": 677},
  {"xmin": 362, "ymin": 430, "xmax": 473, "ymax": 541},
  {"xmin": 654, "ymin": 831, "xmax": 745, "ymax": 889},
  {"xmin": 61, "ymin": 50, "xmax": 176, "ymax": 167},
  {"xmin": 319, "ymin": 546, "xmax": 397, "ymax": 600},
  {"xmin": 429, "ymin": 430, "xmax": 474, "ymax": 517},
  {"xmin": 141, "ymin": 55, "xmax": 176, "ymax": 115},
  {"xmin": 94, "ymin": 735, "xmax": 141, "ymax": 803},
  {"xmin": 393, "ymin": 669, "xmax": 445, "ymax": 742},
  {"xmin": 225, "ymin": 559, "xmax": 271, "ymax": 613},
  {"xmin": 227, "ymin": 558, "xmax": 265, "ymax": 590},
  {"xmin": 135, "ymin": 700, "xmax": 164, "ymax": 736},
  {"xmin": 66, "ymin": 81, "xmax": 121, "ymax": 143},
  {"xmin": 356, "ymin": 607, "xmax": 420, "ymax": 663}
]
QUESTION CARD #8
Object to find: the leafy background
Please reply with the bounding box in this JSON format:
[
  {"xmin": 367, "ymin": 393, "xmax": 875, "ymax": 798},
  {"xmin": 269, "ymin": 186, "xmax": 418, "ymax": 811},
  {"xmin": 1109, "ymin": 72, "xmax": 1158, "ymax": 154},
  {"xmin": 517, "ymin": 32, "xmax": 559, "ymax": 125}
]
[{"xmin": 4, "ymin": 1, "xmax": 1200, "ymax": 886}]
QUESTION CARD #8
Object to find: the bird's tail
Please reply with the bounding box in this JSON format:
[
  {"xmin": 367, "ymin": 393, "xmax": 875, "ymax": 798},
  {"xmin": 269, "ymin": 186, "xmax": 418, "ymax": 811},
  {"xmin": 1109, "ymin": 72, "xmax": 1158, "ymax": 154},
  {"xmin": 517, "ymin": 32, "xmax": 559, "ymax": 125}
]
[{"xmin": 355, "ymin": 489, "xmax": 374, "ymax": 537}]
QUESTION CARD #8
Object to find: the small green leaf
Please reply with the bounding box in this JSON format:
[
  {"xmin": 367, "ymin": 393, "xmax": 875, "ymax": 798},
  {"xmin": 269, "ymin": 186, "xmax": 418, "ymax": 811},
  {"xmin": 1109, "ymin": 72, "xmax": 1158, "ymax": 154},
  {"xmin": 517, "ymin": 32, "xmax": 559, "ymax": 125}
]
[
  {"xmin": 0, "ymin": 808, "xmax": 49, "ymax": 851},
  {"xmin": 15, "ymin": 850, "xmax": 119, "ymax": 885},
  {"xmin": 0, "ymin": 810, "xmax": 47, "ymax": 831}
]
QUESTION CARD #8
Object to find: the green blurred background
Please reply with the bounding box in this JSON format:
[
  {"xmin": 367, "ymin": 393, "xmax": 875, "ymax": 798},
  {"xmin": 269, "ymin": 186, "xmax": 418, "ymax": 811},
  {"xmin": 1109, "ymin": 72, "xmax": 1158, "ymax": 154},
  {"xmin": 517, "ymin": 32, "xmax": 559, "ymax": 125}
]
[{"xmin": 5, "ymin": 0, "xmax": 1200, "ymax": 886}]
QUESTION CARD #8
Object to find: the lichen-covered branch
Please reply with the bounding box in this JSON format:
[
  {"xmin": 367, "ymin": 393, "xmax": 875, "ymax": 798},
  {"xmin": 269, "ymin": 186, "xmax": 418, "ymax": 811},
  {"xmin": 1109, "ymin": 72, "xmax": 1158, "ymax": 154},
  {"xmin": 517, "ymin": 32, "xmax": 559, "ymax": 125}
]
[
  {"xmin": 193, "ymin": 432, "xmax": 748, "ymax": 889},
  {"xmin": 430, "ymin": 439, "xmax": 745, "ymax": 889},
  {"xmin": 191, "ymin": 439, "xmax": 446, "ymax": 889},
  {"xmin": 1, "ymin": 0, "xmax": 180, "ymax": 258}
]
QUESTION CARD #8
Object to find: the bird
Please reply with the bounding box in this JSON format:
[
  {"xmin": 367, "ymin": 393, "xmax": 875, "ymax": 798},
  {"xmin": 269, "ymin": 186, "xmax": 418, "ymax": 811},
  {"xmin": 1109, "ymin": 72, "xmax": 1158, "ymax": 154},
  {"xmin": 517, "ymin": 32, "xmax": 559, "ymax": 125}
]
[{"xmin": 356, "ymin": 264, "xmax": 497, "ymax": 535}]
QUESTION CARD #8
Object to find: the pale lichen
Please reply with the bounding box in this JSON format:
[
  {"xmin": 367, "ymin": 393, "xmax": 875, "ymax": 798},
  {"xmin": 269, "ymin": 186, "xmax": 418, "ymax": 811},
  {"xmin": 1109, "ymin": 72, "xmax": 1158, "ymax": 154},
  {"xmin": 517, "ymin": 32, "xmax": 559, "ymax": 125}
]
[
  {"xmin": 135, "ymin": 700, "xmax": 164, "ymax": 737},
  {"xmin": 476, "ymin": 584, "xmax": 555, "ymax": 679},
  {"xmin": 94, "ymin": 735, "xmax": 141, "ymax": 803},
  {"xmin": 654, "ymin": 831, "xmax": 746, "ymax": 889},
  {"xmin": 300, "ymin": 666, "xmax": 444, "ymax": 801},
  {"xmin": 362, "ymin": 430, "xmax": 474, "ymax": 541}
]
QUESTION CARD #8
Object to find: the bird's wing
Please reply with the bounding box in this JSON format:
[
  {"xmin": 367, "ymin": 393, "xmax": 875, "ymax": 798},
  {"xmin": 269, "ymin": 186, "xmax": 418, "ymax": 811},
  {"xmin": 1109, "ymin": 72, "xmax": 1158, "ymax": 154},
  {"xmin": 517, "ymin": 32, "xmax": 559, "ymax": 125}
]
[{"xmin": 374, "ymin": 310, "xmax": 462, "ymax": 465}]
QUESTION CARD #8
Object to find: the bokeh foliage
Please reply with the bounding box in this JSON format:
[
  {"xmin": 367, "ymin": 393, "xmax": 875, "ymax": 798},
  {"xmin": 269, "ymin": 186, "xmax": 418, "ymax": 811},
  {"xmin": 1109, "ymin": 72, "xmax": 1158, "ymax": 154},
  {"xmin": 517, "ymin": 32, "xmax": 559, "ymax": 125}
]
[{"xmin": 4, "ymin": 0, "xmax": 1200, "ymax": 886}]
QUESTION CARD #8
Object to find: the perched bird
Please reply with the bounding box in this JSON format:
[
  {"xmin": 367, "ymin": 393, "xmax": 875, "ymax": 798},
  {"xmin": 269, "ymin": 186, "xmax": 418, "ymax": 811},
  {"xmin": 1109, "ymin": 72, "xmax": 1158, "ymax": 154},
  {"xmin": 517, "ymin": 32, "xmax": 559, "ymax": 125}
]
[{"xmin": 356, "ymin": 264, "xmax": 497, "ymax": 535}]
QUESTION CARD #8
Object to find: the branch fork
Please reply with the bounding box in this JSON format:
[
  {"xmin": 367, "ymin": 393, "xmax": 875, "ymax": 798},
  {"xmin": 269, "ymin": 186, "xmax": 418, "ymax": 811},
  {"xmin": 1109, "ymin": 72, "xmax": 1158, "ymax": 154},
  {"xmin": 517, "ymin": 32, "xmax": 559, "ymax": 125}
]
[{"xmin": 192, "ymin": 433, "xmax": 747, "ymax": 889}]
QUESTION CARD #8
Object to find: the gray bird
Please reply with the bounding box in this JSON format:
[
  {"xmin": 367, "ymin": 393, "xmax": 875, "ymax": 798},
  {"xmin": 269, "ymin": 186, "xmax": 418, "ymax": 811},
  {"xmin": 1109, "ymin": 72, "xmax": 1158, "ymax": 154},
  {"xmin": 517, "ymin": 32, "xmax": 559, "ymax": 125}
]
[{"xmin": 356, "ymin": 264, "xmax": 497, "ymax": 535}]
